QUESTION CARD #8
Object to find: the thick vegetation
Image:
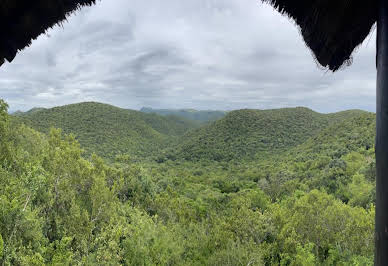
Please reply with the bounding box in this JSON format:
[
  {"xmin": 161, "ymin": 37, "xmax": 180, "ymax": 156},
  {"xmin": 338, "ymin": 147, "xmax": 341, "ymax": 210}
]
[
  {"xmin": 1, "ymin": 100, "xmax": 376, "ymax": 265},
  {"xmin": 13, "ymin": 102, "xmax": 199, "ymax": 160},
  {"xmin": 140, "ymin": 107, "xmax": 227, "ymax": 123},
  {"xmin": 163, "ymin": 107, "xmax": 368, "ymax": 161}
]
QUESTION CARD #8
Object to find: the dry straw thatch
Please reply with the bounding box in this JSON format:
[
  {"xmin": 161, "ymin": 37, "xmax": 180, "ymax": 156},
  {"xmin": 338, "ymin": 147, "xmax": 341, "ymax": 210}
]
[
  {"xmin": 262, "ymin": 0, "xmax": 377, "ymax": 71},
  {"xmin": 0, "ymin": 0, "xmax": 96, "ymax": 65}
]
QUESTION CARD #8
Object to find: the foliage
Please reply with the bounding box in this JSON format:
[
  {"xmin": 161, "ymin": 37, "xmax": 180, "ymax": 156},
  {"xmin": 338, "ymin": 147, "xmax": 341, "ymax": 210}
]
[
  {"xmin": 0, "ymin": 99, "xmax": 11, "ymax": 163},
  {"xmin": 1, "ymin": 100, "xmax": 376, "ymax": 265},
  {"xmin": 164, "ymin": 107, "xmax": 368, "ymax": 161},
  {"xmin": 13, "ymin": 102, "xmax": 199, "ymax": 160},
  {"xmin": 140, "ymin": 107, "xmax": 227, "ymax": 123}
]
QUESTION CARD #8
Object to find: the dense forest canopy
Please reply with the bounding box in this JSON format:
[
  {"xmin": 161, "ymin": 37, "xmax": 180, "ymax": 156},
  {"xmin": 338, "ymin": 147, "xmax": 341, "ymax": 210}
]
[
  {"xmin": 0, "ymin": 99, "xmax": 376, "ymax": 265},
  {"xmin": 140, "ymin": 107, "xmax": 227, "ymax": 123},
  {"xmin": 13, "ymin": 102, "xmax": 200, "ymax": 160}
]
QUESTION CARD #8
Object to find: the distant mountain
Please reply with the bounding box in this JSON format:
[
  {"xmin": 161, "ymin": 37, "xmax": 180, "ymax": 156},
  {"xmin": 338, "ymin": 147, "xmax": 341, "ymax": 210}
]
[
  {"xmin": 162, "ymin": 107, "xmax": 369, "ymax": 162},
  {"xmin": 13, "ymin": 107, "xmax": 46, "ymax": 116},
  {"xmin": 12, "ymin": 102, "xmax": 199, "ymax": 159},
  {"xmin": 290, "ymin": 112, "xmax": 375, "ymax": 160},
  {"xmin": 140, "ymin": 107, "xmax": 227, "ymax": 123},
  {"xmin": 12, "ymin": 103, "xmax": 370, "ymax": 163}
]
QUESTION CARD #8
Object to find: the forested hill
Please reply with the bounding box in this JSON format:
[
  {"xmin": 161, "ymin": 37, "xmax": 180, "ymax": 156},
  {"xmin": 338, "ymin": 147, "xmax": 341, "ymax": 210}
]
[
  {"xmin": 12, "ymin": 102, "xmax": 199, "ymax": 159},
  {"xmin": 140, "ymin": 107, "xmax": 227, "ymax": 123},
  {"xmin": 13, "ymin": 103, "xmax": 369, "ymax": 162},
  {"xmin": 236, "ymin": 111, "xmax": 376, "ymax": 207},
  {"xmin": 0, "ymin": 99, "xmax": 376, "ymax": 264},
  {"xmin": 163, "ymin": 107, "xmax": 369, "ymax": 162}
]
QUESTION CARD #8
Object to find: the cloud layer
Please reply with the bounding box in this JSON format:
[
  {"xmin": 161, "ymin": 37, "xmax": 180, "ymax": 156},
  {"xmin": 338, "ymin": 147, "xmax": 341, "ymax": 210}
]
[{"xmin": 0, "ymin": 0, "xmax": 377, "ymax": 112}]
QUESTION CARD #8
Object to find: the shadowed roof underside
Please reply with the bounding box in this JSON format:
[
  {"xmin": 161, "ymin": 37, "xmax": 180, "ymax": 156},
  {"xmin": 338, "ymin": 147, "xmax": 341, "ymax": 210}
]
[
  {"xmin": 262, "ymin": 0, "xmax": 377, "ymax": 71},
  {"xmin": 0, "ymin": 0, "xmax": 96, "ymax": 65}
]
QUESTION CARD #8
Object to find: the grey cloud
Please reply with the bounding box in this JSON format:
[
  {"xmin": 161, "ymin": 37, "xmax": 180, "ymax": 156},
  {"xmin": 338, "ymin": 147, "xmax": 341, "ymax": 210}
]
[{"xmin": 0, "ymin": 0, "xmax": 377, "ymax": 113}]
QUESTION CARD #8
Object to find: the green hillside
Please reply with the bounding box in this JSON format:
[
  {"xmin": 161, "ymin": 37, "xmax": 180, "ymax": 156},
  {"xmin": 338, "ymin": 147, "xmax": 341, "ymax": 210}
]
[
  {"xmin": 140, "ymin": 107, "xmax": 227, "ymax": 123},
  {"xmin": 14, "ymin": 104, "xmax": 368, "ymax": 163},
  {"xmin": 237, "ymin": 112, "xmax": 376, "ymax": 201},
  {"xmin": 13, "ymin": 102, "xmax": 199, "ymax": 159},
  {"xmin": 291, "ymin": 112, "xmax": 375, "ymax": 160},
  {"xmin": 0, "ymin": 99, "xmax": 376, "ymax": 265},
  {"xmin": 164, "ymin": 107, "xmax": 368, "ymax": 161}
]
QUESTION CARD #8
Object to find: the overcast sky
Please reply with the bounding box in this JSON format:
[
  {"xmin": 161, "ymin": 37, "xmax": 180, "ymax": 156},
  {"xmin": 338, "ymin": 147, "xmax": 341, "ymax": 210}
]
[{"xmin": 0, "ymin": 0, "xmax": 377, "ymax": 113}]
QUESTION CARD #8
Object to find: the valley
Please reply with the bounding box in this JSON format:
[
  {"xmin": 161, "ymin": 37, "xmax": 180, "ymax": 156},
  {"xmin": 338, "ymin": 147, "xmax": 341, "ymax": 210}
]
[{"xmin": 0, "ymin": 100, "xmax": 376, "ymax": 265}]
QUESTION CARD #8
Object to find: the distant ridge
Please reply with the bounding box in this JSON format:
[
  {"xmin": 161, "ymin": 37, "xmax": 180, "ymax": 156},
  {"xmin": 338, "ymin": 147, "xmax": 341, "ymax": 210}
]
[
  {"xmin": 12, "ymin": 102, "xmax": 371, "ymax": 163},
  {"xmin": 12, "ymin": 102, "xmax": 199, "ymax": 159},
  {"xmin": 162, "ymin": 107, "xmax": 370, "ymax": 162},
  {"xmin": 140, "ymin": 107, "xmax": 227, "ymax": 123},
  {"xmin": 13, "ymin": 107, "xmax": 46, "ymax": 116}
]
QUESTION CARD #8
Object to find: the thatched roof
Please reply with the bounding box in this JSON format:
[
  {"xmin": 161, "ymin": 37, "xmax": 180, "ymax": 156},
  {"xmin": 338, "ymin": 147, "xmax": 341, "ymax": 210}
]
[
  {"xmin": 262, "ymin": 0, "xmax": 377, "ymax": 71},
  {"xmin": 0, "ymin": 0, "xmax": 96, "ymax": 66},
  {"xmin": 0, "ymin": 0, "xmax": 375, "ymax": 71}
]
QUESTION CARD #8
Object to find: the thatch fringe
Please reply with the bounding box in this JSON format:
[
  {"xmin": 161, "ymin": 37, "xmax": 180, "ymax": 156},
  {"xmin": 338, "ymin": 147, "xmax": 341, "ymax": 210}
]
[
  {"xmin": 0, "ymin": 0, "xmax": 96, "ymax": 65},
  {"xmin": 261, "ymin": 0, "xmax": 377, "ymax": 71},
  {"xmin": 0, "ymin": 0, "xmax": 376, "ymax": 71}
]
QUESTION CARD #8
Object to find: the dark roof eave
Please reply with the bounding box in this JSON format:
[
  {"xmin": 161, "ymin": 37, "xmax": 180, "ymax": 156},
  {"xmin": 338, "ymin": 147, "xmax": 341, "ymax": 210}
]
[
  {"xmin": 0, "ymin": 0, "xmax": 96, "ymax": 64},
  {"xmin": 262, "ymin": 0, "xmax": 377, "ymax": 71}
]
